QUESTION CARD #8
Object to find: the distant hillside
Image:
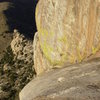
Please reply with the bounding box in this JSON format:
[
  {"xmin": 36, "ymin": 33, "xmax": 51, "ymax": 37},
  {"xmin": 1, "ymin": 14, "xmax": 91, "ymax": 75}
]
[
  {"xmin": 1, "ymin": 0, "xmax": 37, "ymax": 36},
  {"xmin": 0, "ymin": 0, "xmax": 37, "ymax": 60},
  {"xmin": 0, "ymin": 1, "xmax": 10, "ymax": 33}
]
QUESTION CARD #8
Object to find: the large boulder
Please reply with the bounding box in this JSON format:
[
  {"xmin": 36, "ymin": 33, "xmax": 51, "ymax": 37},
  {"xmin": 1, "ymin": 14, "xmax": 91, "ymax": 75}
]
[
  {"xmin": 34, "ymin": 0, "xmax": 100, "ymax": 75},
  {"xmin": 20, "ymin": 58, "xmax": 100, "ymax": 100},
  {"xmin": 34, "ymin": 32, "xmax": 52, "ymax": 75}
]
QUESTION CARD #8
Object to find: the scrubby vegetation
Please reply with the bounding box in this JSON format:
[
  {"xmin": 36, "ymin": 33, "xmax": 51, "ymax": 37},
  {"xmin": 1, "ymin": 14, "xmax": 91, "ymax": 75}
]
[{"xmin": 0, "ymin": 46, "xmax": 35, "ymax": 100}]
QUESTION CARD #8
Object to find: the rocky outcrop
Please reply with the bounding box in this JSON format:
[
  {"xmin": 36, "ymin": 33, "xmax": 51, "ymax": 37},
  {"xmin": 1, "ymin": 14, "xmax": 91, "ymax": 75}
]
[
  {"xmin": 20, "ymin": 58, "xmax": 100, "ymax": 100},
  {"xmin": 34, "ymin": 32, "xmax": 52, "ymax": 75},
  {"xmin": 34, "ymin": 0, "xmax": 100, "ymax": 75}
]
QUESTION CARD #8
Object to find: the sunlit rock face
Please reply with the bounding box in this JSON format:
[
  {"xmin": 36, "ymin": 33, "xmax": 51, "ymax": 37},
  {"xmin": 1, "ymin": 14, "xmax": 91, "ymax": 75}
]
[{"xmin": 35, "ymin": 0, "xmax": 100, "ymax": 75}]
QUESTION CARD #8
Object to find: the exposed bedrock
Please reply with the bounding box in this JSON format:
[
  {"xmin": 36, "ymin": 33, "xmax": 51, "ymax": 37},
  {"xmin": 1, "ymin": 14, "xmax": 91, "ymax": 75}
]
[{"xmin": 34, "ymin": 0, "xmax": 100, "ymax": 75}]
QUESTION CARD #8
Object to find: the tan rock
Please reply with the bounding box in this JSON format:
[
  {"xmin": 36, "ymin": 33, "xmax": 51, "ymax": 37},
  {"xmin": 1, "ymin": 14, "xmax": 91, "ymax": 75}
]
[
  {"xmin": 34, "ymin": 0, "xmax": 100, "ymax": 74},
  {"xmin": 34, "ymin": 32, "xmax": 51, "ymax": 75}
]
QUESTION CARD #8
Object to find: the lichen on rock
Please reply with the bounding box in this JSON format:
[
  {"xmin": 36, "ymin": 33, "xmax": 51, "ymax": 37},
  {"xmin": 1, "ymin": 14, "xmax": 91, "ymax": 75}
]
[{"xmin": 34, "ymin": 0, "xmax": 100, "ymax": 75}]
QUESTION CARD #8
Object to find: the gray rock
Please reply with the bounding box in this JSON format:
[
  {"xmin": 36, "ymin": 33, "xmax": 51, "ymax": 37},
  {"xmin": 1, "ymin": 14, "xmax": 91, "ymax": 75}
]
[{"xmin": 20, "ymin": 58, "xmax": 100, "ymax": 100}]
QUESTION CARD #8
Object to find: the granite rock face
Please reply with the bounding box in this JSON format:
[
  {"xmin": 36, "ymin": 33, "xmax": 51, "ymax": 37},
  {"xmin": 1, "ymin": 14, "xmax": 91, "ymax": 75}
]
[
  {"xmin": 34, "ymin": 0, "xmax": 100, "ymax": 75},
  {"xmin": 20, "ymin": 58, "xmax": 100, "ymax": 100}
]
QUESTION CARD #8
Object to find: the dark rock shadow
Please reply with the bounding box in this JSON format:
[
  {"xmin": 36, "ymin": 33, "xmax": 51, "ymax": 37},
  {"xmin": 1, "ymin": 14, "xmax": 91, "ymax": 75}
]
[{"xmin": 0, "ymin": 0, "xmax": 38, "ymax": 39}]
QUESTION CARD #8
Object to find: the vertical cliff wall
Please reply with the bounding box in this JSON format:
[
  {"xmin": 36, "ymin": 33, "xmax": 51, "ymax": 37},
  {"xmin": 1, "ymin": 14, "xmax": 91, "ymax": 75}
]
[{"xmin": 34, "ymin": 0, "xmax": 100, "ymax": 75}]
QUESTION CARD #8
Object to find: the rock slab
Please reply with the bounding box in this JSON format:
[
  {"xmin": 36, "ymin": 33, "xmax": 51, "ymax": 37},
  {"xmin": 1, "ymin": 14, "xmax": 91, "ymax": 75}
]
[{"xmin": 20, "ymin": 58, "xmax": 100, "ymax": 100}]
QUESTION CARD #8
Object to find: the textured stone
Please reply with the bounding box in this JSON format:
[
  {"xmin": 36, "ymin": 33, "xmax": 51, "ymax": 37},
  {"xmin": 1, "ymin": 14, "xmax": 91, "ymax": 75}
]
[
  {"xmin": 34, "ymin": 32, "xmax": 52, "ymax": 75},
  {"xmin": 20, "ymin": 58, "xmax": 100, "ymax": 100},
  {"xmin": 34, "ymin": 0, "xmax": 100, "ymax": 74}
]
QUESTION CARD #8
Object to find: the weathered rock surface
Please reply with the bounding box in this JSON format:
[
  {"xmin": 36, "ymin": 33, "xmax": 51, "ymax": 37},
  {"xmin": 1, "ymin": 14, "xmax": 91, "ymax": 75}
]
[
  {"xmin": 34, "ymin": 32, "xmax": 52, "ymax": 75},
  {"xmin": 20, "ymin": 58, "xmax": 100, "ymax": 100},
  {"xmin": 34, "ymin": 0, "xmax": 100, "ymax": 74}
]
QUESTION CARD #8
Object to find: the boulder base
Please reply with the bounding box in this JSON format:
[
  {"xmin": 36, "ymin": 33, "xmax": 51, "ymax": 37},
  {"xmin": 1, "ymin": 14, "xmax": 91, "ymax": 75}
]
[{"xmin": 20, "ymin": 58, "xmax": 100, "ymax": 100}]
